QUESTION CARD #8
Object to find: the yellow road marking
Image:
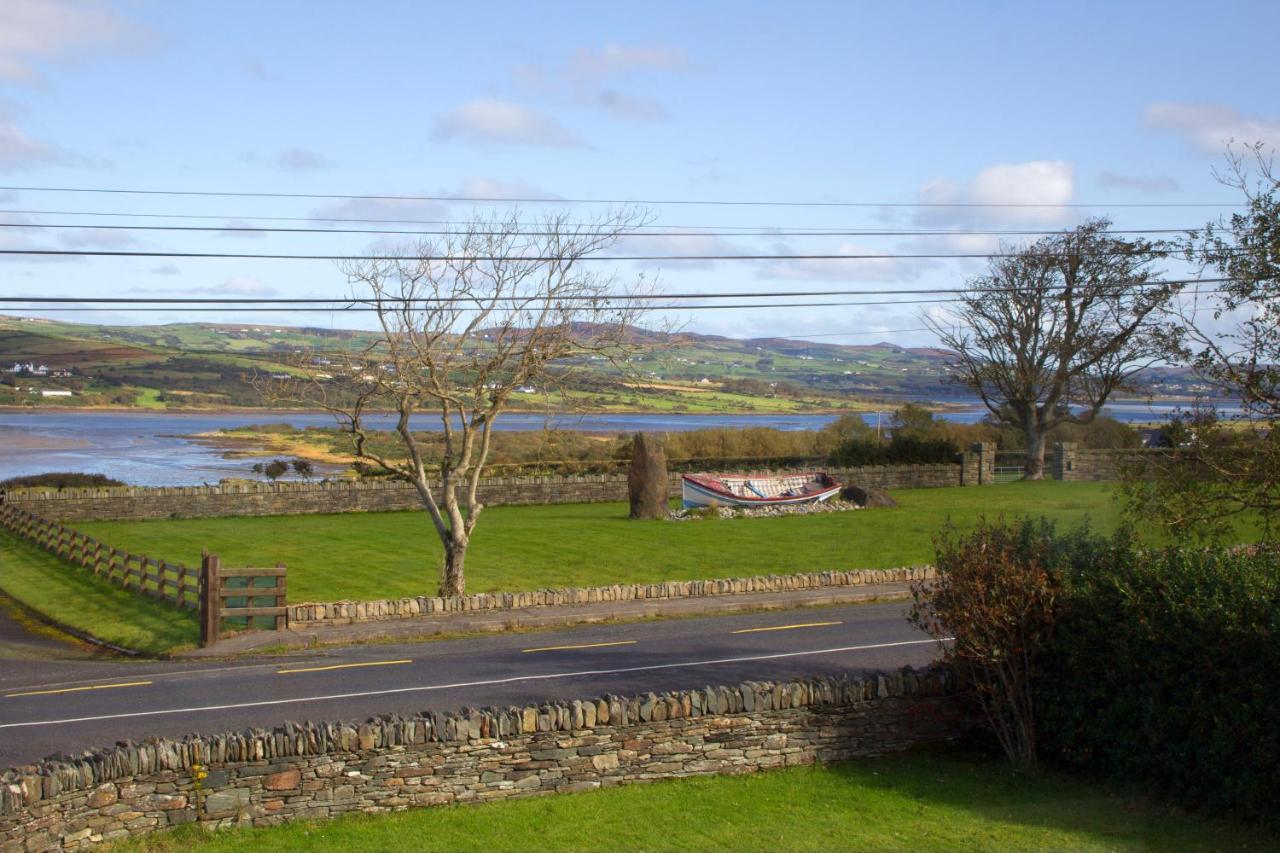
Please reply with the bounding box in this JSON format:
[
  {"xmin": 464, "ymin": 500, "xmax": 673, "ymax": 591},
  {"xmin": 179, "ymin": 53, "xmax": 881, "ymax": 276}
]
[
  {"xmin": 521, "ymin": 640, "xmax": 637, "ymax": 654},
  {"xmin": 277, "ymin": 659, "xmax": 413, "ymax": 675},
  {"xmin": 7, "ymin": 681, "xmax": 152, "ymax": 698},
  {"xmin": 731, "ymin": 620, "xmax": 843, "ymax": 635}
]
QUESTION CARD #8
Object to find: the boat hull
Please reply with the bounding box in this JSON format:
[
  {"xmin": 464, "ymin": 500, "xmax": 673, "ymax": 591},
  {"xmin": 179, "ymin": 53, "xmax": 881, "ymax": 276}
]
[{"xmin": 681, "ymin": 472, "xmax": 842, "ymax": 509}]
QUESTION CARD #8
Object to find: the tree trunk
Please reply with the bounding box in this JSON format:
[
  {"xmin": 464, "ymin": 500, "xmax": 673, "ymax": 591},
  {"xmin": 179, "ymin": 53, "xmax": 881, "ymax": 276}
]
[
  {"xmin": 1023, "ymin": 427, "xmax": 1047, "ymax": 480},
  {"xmin": 440, "ymin": 538, "xmax": 467, "ymax": 597}
]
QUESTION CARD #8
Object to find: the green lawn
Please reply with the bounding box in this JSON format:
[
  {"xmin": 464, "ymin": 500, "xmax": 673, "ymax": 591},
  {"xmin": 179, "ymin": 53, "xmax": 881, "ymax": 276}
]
[
  {"xmin": 79, "ymin": 482, "xmax": 1123, "ymax": 603},
  {"xmin": 114, "ymin": 748, "xmax": 1267, "ymax": 852},
  {"xmin": 0, "ymin": 529, "xmax": 198, "ymax": 655}
]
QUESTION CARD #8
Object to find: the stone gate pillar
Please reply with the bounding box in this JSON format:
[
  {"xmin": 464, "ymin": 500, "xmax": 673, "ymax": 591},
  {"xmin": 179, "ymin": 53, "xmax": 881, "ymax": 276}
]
[
  {"xmin": 1052, "ymin": 442, "xmax": 1078, "ymax": 481},
  {"xmin": 963, "ymin": 442, "xmax": 995, "ymax": 485}
]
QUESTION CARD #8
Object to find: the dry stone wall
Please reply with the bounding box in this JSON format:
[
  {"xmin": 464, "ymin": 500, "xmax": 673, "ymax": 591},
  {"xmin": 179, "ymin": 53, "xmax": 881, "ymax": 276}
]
[
  {"xmin": 288, "ymin": 566, "xmax": 936, "ymax": 626},
  {"xmin": 2, "ymin": 464, "xmax": 964, "ymax": 522},
  {"xmin": 0, "ymin": 669, "xmax": 961, "ymax": 850}
]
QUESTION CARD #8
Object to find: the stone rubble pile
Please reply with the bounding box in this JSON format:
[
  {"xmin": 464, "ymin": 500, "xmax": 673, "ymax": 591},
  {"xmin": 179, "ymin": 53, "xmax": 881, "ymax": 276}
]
[{"xmin": 668, "ymin": 499, "xmax": 862, "ymax": 521}]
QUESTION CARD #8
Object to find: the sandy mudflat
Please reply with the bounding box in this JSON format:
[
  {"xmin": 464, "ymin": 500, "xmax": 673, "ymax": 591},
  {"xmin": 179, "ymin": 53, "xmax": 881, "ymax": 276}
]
[{"xmin": 0, "ymin": 428, "xmax": 89, "ymax": 451}]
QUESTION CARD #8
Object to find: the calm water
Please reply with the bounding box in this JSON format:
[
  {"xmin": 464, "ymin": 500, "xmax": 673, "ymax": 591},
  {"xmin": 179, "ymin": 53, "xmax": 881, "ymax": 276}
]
[{"xmin": 0, "ymin": 402, "xmax": 1225, "ymax": 486}]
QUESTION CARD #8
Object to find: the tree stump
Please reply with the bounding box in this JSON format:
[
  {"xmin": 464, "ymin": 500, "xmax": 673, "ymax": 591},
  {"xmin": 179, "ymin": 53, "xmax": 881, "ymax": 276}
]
[{"xmin": 628, "ymin": 432, "xmax": 668, "ymax": 519}]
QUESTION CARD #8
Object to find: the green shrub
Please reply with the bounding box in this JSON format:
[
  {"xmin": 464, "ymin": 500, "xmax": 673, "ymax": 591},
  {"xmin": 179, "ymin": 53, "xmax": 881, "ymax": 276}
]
[
  {"xmin": 1038, "ymin": 539, "xmax": 1280, "ymax": 825},
  {"xmin": 829, "ymin": 435, "xmax": 957, "ymax": 466},
  {"xmin": 0, "ymin": 472, "xmax": 126, "ymax": 489}
]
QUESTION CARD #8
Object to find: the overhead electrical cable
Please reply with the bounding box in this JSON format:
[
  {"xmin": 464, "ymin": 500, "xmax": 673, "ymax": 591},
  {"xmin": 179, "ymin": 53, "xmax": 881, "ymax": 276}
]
[
  {"xmin": 0, "ymin": 217, "xmax": 1200, "ymax": 238},
  {"xmin": 0, "ymin": 248, "xmax": 1225, "ymax": 261},
  {"xmin": 0, "ymin": 185, "xmax": 1242, "ymax": 208},
  {"xmin": 0, "ymin": 278, "xmax": 1230, "ymax": 306}
]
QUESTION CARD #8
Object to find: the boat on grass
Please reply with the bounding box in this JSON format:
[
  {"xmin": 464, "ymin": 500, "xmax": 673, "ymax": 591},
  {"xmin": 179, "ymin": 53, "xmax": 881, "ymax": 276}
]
[{"xmin": 681, "ymin": 471, "xmax": 842, "ymax": 509}]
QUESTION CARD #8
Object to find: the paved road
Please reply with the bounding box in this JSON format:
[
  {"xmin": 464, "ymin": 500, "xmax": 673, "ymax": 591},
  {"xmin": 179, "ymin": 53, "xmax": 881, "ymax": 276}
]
[{"xmin": 0, "ymin": 602, "xmax": 940, "ymax": 767}]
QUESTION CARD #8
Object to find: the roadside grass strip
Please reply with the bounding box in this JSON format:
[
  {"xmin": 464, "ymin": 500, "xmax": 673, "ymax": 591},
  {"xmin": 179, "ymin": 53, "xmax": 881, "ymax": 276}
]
[
  {"xmin": 0, "ymin": 529, "xmax": 198, "ymax": 657},
  {"xmin": 106, "ymin": 748, "xmax": 1270, "ymax": 852}
]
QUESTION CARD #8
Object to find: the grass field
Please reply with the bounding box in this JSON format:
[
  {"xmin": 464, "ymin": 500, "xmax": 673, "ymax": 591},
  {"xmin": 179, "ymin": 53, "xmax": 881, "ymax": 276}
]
[
  {"xmin": 0, "ymin": 529, "xmax": 199, "ymax": 655},
  {"xmin": 78, "ymin": 482, "xmax": 1124, "ymax": 603},
  {"xmin": 113, "ymin": 748, "xmax": 1267, "ymax": 852}
]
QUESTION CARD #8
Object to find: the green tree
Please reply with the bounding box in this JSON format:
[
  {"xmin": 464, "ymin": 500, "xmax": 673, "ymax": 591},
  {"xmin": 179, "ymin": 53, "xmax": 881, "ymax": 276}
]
[{"xmin": 1124, "ymin": 145, "xmax": 1280, "ymax": 539}]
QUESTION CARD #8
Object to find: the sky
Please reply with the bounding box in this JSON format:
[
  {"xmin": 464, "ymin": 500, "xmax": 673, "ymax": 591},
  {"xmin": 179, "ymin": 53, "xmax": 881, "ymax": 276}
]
[{"xmin": 0, "ymin": 0, "xmax": 1277, "ymax": 346}]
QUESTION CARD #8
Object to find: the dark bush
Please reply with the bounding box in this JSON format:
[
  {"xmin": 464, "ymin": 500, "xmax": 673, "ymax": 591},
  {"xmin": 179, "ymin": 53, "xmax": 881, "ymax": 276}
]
[
  {"xmin": 0, "ymin": 472, "xmax": 126, "ymax": 490},
  {"xmin": 829, "ymin": 435, "xmax": 957, "ymax": 466},
  {"xmin": 1038, "ymin": 541, "xmax": 1280, "ymax": 825}
]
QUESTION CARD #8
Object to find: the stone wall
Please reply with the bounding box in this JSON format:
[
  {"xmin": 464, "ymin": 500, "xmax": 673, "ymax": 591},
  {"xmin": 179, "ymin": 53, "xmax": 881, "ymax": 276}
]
[
  {"xmin": 288, "ymin": 566, "xmax": 936, "ymax": 626},
  {"xmin": 1050, "ymin": 443, "xmax": 1154, "ymax": 482},
  {"xmin": 2, "ymin": 464, "xmax": 964, "ymax": 522},
  {"xmin": 0, "ymin": 669, "xmax": 961, "ymax": 850}
]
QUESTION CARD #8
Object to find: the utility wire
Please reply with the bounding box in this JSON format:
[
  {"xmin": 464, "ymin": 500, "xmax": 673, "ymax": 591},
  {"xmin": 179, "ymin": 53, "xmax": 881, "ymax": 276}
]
[
  {"xmin": 0, "ymin": 278, "xmax": 1230, "ymax": 305},
  {"xmin": 0, "ymin": 218, "xmax": 1200, "ymax": 239},
  {"xmin": 3, "ymin": 291, "xmax": 1232, "ymax": 314},
  {"xmin": 0, "ymin": 248, "xmax": 1215, "ymax": 261},
  {"xmin": 0, "ymin": 185, "xmax": 1242, "ymax": 208}
]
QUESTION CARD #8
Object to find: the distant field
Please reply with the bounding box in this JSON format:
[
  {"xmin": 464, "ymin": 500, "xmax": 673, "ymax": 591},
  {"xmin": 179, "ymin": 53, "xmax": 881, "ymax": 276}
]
[
  {"xmin": 113, "ymin": 748, "xmax": 1267, "ymax": 852},
  {"xmin": 82, "ymin": 482, "xmax": 1123, "ymax": 603}
]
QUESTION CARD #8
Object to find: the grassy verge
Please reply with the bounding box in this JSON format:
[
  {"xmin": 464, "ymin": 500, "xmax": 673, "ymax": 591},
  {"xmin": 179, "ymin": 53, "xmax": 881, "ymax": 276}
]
[
  {"xmin": 112, "ymin": 748, "xmax": 1267, "ymax": 852},
  {"xmin": 0, "ymin": 529, "xmax": 198, "ymax": 656},
  {"xmin": 81, "ymin": 481, "xmax": 1125, "ymax": 603}
]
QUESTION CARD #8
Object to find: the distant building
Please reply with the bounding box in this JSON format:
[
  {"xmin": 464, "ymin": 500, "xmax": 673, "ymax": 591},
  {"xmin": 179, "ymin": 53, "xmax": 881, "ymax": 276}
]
[{"xmin": 40, "ymin": 389, "xmax": 73, "ymax": 397}]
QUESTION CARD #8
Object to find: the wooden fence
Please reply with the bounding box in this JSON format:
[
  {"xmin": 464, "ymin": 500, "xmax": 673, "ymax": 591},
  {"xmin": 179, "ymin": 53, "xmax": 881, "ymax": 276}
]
[
  {"xmin": 0, "ymin": 501, "xmax": 288, "ymax": 646},
  {"xmin": 0, "ymin": 501, "xmax": 199, "ymax": 609}
]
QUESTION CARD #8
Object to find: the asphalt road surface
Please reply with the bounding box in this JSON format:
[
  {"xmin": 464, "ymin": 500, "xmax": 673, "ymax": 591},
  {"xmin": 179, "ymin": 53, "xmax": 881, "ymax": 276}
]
[{"xmin": 0, "ymin": 602, "xmax": 940, "ymax": 767}]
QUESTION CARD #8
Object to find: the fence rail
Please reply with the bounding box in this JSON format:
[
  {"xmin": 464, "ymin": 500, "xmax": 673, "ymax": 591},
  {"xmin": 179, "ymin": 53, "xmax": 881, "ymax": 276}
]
[{"xmin": 0, "ymin": 501, "xmax": 199, "ymax": 609}]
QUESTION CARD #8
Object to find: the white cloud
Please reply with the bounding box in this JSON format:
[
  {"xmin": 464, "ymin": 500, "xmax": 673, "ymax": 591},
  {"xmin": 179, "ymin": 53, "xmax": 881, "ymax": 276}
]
[
  {"xmin": 241, "ymin": 147, "xmax": 336, "ymax": 171},
  {"xmin": 567, "ymin": 44, "xmax": 690, "ymax": 80},
  {"xmin": 309, "ymin": 197, "xmax": 450, "ymax": 224},
  {"xmin": 0, "ymin": 114, "xmax": 68, "ymax": 171},
  {"xmin": 433, "ymin": 99, "xmax": 581, "ymax": 147},
  {"xmin": 914, "ymin": 160, "xmax": 1077, "ymax": 227},
  {"xmin": 758, "ymin": 241, "xmax": 927, "ymax": 283},
  {"xmin": 615, "ymin": 233, "xmax": 743, "ymax": 271},
  {"xmin": 208, "ymin": 276, "xmax": 278, "ymax": 297},
  {"xmin": 1145, "ymin": 102, "xmax": 1280, "ymax": 153},
  {"xmin": 57, "ymin": 227, "xmax": 137, "ymax": 249},
  {"xmin": 446, "ymin": 177, "xmax": 560, "ymax": 200},
  {"xmin": 1098, "ymin": 171, "xmax": 1180, "ymax": 194},
  {"xmin": 516, "ymin": 43, "xmax": 688, "ymax": 123},
  {"xmin": 0, "ymin": 0, "xmax": 148, "ymax": 84},
  {"xmin": 217, "ymin": 219, "xmax": 267, "ymax": 239},
  {"xmin": 150, "ymin": 263, "xmax": 180, "ymax": 276},
  {"xmin": 593, "ymin": 89, "xmax": 668, "ymax": 121}
]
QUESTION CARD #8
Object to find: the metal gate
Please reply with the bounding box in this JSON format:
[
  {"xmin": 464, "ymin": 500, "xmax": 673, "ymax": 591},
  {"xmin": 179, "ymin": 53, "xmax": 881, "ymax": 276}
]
[{"xmin": 993, "ymin": 452, "xmax": 1025, "ymax": 483}]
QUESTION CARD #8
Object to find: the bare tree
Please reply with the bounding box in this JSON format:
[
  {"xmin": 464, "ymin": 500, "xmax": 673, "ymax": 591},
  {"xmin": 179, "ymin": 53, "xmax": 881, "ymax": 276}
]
[
  {"xmin": 924, "ymin": 219, "xmax": 1175, "ymax": 478},
  {"xmin": 273, "ymin": 210, "xmax": 657, "ymax": 596}
]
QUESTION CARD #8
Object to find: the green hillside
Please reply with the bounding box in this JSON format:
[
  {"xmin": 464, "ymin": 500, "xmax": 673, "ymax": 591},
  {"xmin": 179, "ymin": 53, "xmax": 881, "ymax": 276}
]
[{"xmin": 0, "ymin": 314, "xmax": 1209, "ymax": 411}]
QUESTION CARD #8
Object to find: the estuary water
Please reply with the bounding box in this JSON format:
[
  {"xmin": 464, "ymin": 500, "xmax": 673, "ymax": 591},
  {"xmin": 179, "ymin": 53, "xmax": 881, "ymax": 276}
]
[{"xmin": 0, "ymin": 401, "xmax": 1221, "ymax": 486}]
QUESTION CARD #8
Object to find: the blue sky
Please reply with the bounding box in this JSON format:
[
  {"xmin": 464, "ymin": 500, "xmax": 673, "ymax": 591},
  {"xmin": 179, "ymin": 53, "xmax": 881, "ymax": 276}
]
[{"xmin": 1, "ymin": 0, "xmax": 1277, "ymax": 344}]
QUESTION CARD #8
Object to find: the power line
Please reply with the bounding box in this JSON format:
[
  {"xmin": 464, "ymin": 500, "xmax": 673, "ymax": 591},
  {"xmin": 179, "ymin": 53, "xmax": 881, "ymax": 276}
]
[
  {"xmin": 0, "ymin": 247, "xmax": 1209, "ymax": 262},
  {"xmin": 0, "ymin": 278, "xmax": 1229, "ymax": 305},
  {"xmin": 2, "ymin": 291, "xmax": 1232, "ymax": 314},
  {"xmin": 0, "ymin": 217, "xmax": 1199, "ymax": 238},
  {"xmin": 0, "ymin": 185, "xmax": 1242, "ymax": 208}
]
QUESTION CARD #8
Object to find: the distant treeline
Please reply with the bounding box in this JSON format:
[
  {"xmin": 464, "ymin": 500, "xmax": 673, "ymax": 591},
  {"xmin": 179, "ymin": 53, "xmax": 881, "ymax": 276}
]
[{"xmin": 236, "ymin": 404, "xmax": 1143, "ymax": 477}]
